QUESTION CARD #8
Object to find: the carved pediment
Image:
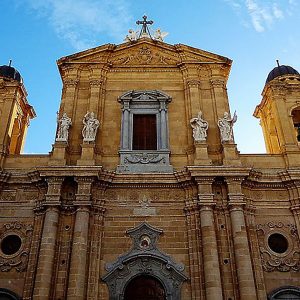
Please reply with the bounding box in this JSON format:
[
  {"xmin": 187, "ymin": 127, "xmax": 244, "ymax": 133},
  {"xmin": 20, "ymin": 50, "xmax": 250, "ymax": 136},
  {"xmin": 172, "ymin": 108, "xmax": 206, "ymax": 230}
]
[
  {"xmin": 57, "ymin": 40, "xmax": 231, "ymax": 74},
  {"xmin": 110, "ymin": 43, "xmax": 180, "ymax": 66}
]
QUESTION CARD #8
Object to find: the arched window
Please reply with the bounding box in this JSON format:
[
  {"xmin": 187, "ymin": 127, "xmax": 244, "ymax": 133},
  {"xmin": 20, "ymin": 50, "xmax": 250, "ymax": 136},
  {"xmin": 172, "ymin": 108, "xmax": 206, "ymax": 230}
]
[
  {"xmin": 268, "ymin": 286, "xmax": 300, "ymax": 299},
  {"xmin": 117, "ymin": 90, "xmax": 173, "ymax": 173}
]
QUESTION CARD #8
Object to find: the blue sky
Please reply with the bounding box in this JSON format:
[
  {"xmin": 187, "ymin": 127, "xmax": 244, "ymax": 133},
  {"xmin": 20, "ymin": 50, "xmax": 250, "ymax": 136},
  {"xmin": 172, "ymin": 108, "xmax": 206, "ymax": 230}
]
[{"xmin": 1, "ymin": 0, "xmax": 300, "ymax": 154}]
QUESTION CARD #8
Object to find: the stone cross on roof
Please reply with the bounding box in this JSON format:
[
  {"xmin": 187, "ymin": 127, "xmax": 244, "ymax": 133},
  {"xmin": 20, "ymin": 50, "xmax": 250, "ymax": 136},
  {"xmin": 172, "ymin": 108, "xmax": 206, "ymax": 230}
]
[
  {"xmin": 124, "ymin": 15, "xmax": 168, "ymax": 43},
  {"xmin": 136, "ymin": 15, "xmax": 153, "ymax": 38}
]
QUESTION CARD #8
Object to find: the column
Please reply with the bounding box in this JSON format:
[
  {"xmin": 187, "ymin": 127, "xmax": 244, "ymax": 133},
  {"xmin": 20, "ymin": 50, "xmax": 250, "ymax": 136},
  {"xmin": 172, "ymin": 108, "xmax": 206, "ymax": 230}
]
[
  {"xmin": 226, "ymin": 177, "xmax": 257, "ymax": 300},
  {"xmin": 33, "ymin": 177, "xmax": 63, "ymax": 299},
  {"xmin": 121, "ymin": 100, "xmax": 130, "ymax": 150},
  {"xmin": 159, "ymin": 99, "xmax": 168, "ymax": 149},
  {"xmin": 67, "ymin": 177, "xmax": 93, "ymax": 299},
  {"xmin": 198, "ymin": 178, "xmax": 223, "ymax": 300}
]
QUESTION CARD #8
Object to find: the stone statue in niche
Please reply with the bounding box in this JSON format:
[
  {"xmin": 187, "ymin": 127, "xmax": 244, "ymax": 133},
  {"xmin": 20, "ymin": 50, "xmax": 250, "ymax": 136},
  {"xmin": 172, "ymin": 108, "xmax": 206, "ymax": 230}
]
[
  {"xmin": 218, "ymin": 111, "xmax": 237, "ymax": 142},
  {"xmin": 82, "ymin": 112, "xmax": 100, "ymax": 142},
  {"xmin": 56, "ymin": 113, "xmax": 72, "ymax": 142},
  {"xmin": 190, "ymin": 111, "xmax": 209, "ymax": 141}
]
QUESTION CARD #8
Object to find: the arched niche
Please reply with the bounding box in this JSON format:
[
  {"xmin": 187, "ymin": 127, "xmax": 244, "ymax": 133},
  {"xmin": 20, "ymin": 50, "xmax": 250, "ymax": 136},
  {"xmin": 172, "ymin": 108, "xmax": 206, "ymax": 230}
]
[{"xmin": 102, "ymin": 222, "xmax": 187, "ymax": 300}]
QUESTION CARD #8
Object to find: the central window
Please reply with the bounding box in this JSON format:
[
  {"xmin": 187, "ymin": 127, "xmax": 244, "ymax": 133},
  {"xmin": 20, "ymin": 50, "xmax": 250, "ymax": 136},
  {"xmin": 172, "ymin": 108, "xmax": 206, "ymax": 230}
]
[
  {"xmin": 117, "ymin": 90, "xmax": 173, "ymax": 173},
  {"xmin": 133, "ymin": 114, "xmax": 157, "ymax": 150}
]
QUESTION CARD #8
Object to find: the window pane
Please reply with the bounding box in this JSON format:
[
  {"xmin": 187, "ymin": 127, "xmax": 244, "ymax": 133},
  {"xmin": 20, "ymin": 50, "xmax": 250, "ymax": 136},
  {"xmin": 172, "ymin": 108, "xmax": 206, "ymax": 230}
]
[{"xmin": 133, "ymin": 114, "xmax": 157, "ymax": 150}]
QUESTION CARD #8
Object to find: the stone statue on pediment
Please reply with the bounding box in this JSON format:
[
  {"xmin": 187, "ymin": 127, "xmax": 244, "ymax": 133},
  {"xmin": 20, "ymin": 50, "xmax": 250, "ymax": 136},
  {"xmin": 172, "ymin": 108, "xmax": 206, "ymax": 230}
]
[
  {"xmin": 124, "ymin": 29, "xmax": 138, "ymax": 42},
  {"xmin": 56, "ymin": 113, "xmax": 72, "ymax": 142},
  {"xmin": 153, "ymin": 29, "xmax": 168, "ymax": 42},
  {"xmin": 218, "ymin": 111, "xmax": 237, "ymax": 142},
  {"xmin": 82, "ymin": 112, "xmax": 100, "ymax": 142},
  {"xmin": 190, "ymin": 111, "xmax": 209, "ymax": 142}
]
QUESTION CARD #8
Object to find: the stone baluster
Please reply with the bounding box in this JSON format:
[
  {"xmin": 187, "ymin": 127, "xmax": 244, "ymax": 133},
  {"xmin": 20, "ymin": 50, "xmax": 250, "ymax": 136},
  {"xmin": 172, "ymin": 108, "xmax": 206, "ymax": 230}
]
[
  {"xmin": 226, "ymin": 177, "xmax": 257, "ymax": 300},
  {"xmin": 198, "ymin": 177, "xmax": 223, "ymax": 300},
  {"xmin": 33, "ymin": 177, "xmax": 63, "ymax": 299},
  {"xmin": 67, "ymin": 177, "xmax": 93, "ymax": 299}
]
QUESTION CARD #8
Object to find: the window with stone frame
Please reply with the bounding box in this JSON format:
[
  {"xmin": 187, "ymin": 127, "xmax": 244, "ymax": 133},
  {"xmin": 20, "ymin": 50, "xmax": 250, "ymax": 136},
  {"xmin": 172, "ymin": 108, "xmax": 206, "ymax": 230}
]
[{"xmin": 117, "ymin": 90, "xmax": 173, "ymax": 173}]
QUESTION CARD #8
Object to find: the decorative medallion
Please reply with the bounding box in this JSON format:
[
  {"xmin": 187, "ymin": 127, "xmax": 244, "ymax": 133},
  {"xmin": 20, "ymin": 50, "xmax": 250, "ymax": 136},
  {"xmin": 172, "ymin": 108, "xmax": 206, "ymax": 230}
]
[
  {"xmin": 257, "ymin": 221, "xmax": 300, "ymax": 272},
  {"xmin": 0, "ymin": 221, "xmax": 33, "ymax": 272}
]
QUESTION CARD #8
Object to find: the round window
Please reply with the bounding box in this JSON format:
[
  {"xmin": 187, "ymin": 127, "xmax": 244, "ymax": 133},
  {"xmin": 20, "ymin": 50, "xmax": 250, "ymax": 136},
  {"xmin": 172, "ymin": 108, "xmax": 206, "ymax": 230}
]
[
  {"xmin": 1, "ymin": 234, "xmax": 22, "ymax": 255},
  {"xmin": 268, "ymin": 233, "xmax": 288, "ymax": 254}
]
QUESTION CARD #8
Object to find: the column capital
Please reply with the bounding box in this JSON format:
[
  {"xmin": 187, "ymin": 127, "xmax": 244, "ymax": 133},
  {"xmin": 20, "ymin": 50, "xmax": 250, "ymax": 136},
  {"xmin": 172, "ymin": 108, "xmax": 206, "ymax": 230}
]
[
  {"xmin": 210, "ymin": 78, "xmax": 226, "ymax": 88},
  {"xmin": 199, "ymin": 204, "xmax": 215, "ymax": 212},
  {"xmin": 228, "ymin": 203, "xmax": 245, "ymax": 212}
]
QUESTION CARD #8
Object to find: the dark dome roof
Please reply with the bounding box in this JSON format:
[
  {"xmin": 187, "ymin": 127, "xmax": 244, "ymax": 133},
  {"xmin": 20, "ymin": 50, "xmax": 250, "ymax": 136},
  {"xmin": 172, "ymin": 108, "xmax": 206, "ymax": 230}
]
[
  {"xmin": 0, "ymin": 65, "xmax": 22, "ymax": 82},
  {"xmin": 266, "ymin": 65, "xmax": 299, "ymax": 83}
]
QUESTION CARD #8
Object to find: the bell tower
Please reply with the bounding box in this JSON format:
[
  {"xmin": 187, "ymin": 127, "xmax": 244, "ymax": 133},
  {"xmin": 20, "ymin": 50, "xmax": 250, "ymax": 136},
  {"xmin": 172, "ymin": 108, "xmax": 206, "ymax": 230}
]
[
  {"xmin": 254, "ymin": 63, "xmax": 300, "ymax": 166},
  {"xmin": 0, "ymin": 63, "xmax": 36, "ymax": 166}
]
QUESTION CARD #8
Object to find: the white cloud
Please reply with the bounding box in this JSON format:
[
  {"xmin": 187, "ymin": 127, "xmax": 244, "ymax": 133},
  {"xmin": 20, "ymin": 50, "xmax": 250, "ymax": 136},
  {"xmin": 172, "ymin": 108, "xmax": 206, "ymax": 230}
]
[
  {"xmin": 223, "ymin": 0, "xmax": 295, "ymax": 32},
  {"xmin": 24, "ymin": 0, "xmax": 132, "ymax": 50}
]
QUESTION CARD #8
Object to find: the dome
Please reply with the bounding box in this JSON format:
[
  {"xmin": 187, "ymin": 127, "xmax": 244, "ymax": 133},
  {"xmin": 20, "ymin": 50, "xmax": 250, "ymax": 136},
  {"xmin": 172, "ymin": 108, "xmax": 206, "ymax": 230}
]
[
  {"xmin": 0, "ymin": 65, "xmax": 22, "ymax": 82},
  {"xmin": 266, "ymin": 65, "xmax": 299, "ymax": 84}
]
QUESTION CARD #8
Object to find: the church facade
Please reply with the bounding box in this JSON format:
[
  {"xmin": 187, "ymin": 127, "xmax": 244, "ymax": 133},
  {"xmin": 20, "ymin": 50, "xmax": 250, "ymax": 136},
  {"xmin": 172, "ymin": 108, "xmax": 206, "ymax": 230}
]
[{"xmin": 1, "ymin": 18, "xmax": 300, "ymax": 300}]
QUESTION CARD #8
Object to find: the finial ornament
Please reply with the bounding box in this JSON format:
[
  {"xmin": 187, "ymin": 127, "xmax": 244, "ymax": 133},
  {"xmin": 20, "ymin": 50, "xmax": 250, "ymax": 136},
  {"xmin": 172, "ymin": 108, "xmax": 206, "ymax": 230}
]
[
  {"xmin": 190, "ymin": 111, "xmax": 209, "ymax": 142},
  {"xmin": 82, "ymin": 112, "xmax": 100, "ymax": 142},
  {"xmin": 124, "ymin": 16, "xmax": 168, "ymax": 42},
  {"xmin": 56, "ymin": 113, "xmax": 72, "ymax": 142},
  {"xmin": 218, "ymin": 111, "xmax": 237, "ymax": 142},
  {"xmin": 276, "ymin": 59, "xmax": 280, "ymax": 67}
]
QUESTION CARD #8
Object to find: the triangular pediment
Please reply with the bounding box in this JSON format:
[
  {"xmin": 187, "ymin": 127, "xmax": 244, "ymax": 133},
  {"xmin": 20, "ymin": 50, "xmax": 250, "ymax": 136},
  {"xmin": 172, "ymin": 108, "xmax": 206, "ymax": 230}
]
[{"xmin": 57, "ymin": 38, "xmax": 231, "ymax": 68}]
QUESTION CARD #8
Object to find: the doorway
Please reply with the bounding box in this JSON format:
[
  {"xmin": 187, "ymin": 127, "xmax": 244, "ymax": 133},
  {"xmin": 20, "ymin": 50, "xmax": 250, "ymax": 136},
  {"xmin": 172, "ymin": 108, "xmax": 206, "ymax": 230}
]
[{"xmin": 124, "ymin": 275, "xmax": 166, "ymax": 300}]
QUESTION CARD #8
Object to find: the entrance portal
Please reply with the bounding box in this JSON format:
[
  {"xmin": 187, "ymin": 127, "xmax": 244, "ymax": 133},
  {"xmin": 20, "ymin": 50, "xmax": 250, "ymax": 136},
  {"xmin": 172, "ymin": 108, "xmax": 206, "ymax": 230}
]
[{"xmin": 124, "ymin": 275, "xmax": 166, "ymax": 300}]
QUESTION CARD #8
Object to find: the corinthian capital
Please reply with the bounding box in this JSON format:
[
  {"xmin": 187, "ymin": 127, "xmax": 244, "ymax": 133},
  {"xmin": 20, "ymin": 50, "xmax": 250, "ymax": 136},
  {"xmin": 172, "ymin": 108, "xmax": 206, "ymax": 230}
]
[
  {"xmin": 64, "ymin": 79, "xmax": 79, "ymax": 88},
  {"xmin": 210, "ymin": 78, "xmax": 226, "ymax": 88}
]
